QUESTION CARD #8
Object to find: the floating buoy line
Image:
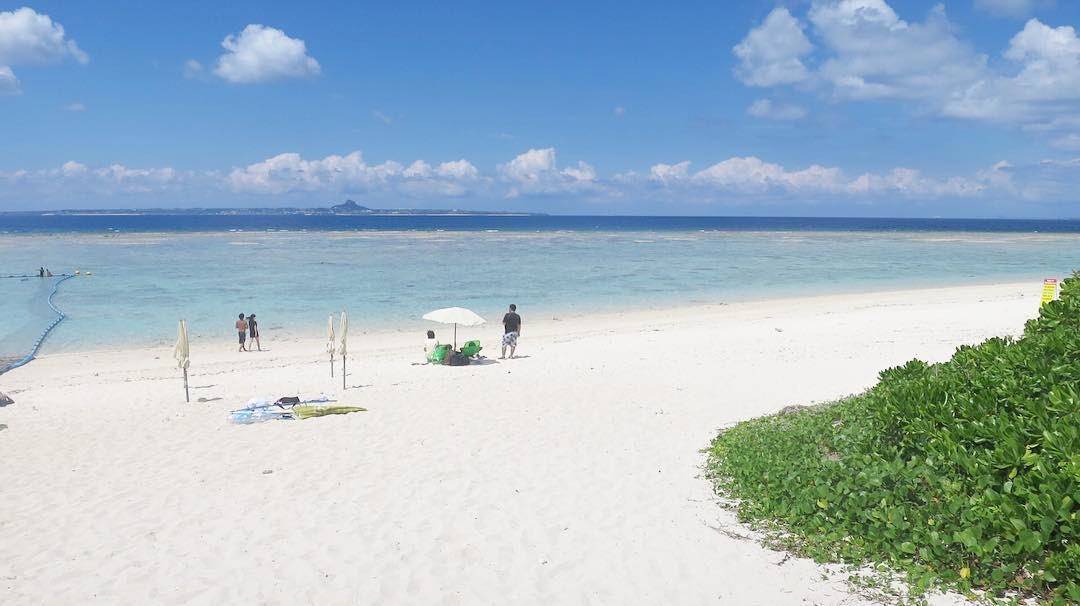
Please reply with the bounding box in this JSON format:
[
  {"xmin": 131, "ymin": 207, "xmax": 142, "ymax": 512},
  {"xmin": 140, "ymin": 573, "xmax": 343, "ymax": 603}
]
[{"xmin": 0, "ymin": 273, "xmax": 80, "ymax": 375}]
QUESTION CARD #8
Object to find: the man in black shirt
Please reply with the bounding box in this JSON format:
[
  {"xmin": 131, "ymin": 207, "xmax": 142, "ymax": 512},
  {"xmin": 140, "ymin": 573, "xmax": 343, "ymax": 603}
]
[{"xmin": 501, "ymin": 303, "xmax": 522, "ymax": 359}]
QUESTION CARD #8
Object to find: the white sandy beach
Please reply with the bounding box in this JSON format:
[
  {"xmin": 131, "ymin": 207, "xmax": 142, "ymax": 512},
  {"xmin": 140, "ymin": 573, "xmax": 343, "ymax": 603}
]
[{"xmin": 0, "ymin": 281, "xmax": 1044, "ymax": 605}]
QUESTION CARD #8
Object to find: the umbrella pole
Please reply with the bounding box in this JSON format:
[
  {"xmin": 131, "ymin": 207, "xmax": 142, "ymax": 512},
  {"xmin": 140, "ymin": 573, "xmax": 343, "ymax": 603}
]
[
  {"xmin": 183, "ymin": 368, "xmax": 189, "ymax": 403},
  {"xmin": 342, "ymin": 354, "xmax": 346, "ymax": 389},
  {"xmin": 330, "ymin": 352, "xmax": 334, "ymax": 377},
  {"xmin": 454, "ymin": 323, "xmax": 458, "ymax": 349}
]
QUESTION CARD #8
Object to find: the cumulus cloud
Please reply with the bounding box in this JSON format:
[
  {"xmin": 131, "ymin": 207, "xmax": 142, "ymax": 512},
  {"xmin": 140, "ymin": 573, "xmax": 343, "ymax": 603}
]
[
  {"xmin": 213, "ymin": 25, "xmax": 320, "ymax": 84},
  {"xmin": 647, "ymin": 156, "xmax": 1012, "ymax": 198},
  {"xmin": 0, "ymin": 8, "xmax": 87, "ymax": 94},
  {"xmin": 0, "ymin": 8, "xmax": 87, "ymax": 65},
  {"xmin": 747, "ymin": 98, "xmax": 807, "ymax": 120},
  {"xmin": 498, "ymin": 148, "xmax": 604, "ymax": 197},
  {"xmin": 732, "ymin": 1, "xmax": 1080, "ymax": 143},
  {"xmin": 60, "ymin": 160, "xmax": 87, "ymax": 176},
  {"xmin": 372, "ymin": 110, "xmax": 393, "ymax": 125},
  {"xmin": 229, "ymin": 151, "xmax": 399, "ymax": 193},
  {"xmin": 649, "ymin": 161, "xmax": 691, "ymax": 185},
  {"xmin": 0, "ymin": 151, "xmax": 1067, "ymax": 208},
  {"xmin": 734, "ymin": 8, "xmax": 813, "ymax": 86},
  {"xmin": 808, "ymin": 2, "xmax": 985, "ymax": 102},
  {"xmin": 64, "ymin": 101, "xmax": 85, "ymax": 111},
  {"xmin": 1, "ymin": 160, "xmax": 183, "ymax": 195},
  {"xmin": 942, "ymin": 19, "xmax": 1080, "ymax": 123},
  {"xmin": 436, "ymin": 159, "xmax": 479, "ymax": 180},
  {"xmin": 227, "ymin": 151, "xmax": 481, "ymax": 196}
]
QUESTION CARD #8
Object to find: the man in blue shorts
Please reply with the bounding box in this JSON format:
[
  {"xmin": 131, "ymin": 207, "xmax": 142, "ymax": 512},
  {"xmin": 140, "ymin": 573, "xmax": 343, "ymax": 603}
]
[{"xmin": 500, "ymin": 304, "xmax": 521, "ymax": 359}]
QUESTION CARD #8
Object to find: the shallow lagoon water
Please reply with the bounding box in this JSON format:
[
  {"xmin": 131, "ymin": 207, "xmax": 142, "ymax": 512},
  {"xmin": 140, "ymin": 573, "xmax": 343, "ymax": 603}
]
[{"xmin": 1, "ymin": 228, "xmax": 1079, "ymax": 358}]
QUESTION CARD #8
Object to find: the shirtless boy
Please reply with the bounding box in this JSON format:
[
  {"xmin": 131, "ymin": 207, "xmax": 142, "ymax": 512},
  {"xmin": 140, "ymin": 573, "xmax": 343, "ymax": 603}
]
[{"xmin": 236, "ymin": 313, "xmax": 248, "ymax": 352}]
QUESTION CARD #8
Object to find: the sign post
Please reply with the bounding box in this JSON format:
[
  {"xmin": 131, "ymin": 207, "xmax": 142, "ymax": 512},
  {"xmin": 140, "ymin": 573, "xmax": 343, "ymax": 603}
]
[{"xmin": 1041, "ymin": 278, "xmax": 1058, "ymax": 306}]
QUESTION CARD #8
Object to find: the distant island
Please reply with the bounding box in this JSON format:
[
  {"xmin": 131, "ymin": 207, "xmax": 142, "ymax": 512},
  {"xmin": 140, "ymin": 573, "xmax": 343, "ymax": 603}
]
[{"xmin": 4, "ymin": 200, "xmax": 544, "ymax": 217}]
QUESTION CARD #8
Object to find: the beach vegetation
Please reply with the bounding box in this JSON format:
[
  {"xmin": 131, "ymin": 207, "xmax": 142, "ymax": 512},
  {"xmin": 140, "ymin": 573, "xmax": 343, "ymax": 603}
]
[{"xmin": 706, "ymin": 271, "xmax": 1080, "ymax": 604}]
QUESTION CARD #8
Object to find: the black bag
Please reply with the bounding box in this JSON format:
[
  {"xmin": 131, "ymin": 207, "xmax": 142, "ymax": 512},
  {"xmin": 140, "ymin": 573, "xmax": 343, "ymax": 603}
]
[
  {"xmin": 275, "ymin": 396, "xmax": 301, "ymax": 407},
  {"xmin": 448, "ymin": 352, "xmax": 470, "ymax": 366}
]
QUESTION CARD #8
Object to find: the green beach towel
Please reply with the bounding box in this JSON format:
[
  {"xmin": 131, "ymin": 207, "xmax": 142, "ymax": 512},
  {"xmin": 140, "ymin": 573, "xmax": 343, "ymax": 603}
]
[{"xmin": 293, "ymin": 405, "xmax": 366, "ymax": 419}]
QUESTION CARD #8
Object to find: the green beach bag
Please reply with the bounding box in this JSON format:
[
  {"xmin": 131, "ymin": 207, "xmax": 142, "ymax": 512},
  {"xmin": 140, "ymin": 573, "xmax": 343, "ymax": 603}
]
[{"xmin": 428, "ymin": 343, "xmax": 452, "ymax": 364}]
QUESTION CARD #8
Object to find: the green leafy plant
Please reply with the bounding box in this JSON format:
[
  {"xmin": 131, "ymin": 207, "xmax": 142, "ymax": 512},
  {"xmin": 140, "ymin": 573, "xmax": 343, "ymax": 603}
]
[{"xmin": 706, "ymin": 271, "xmax": 1080, "ymax": 604}]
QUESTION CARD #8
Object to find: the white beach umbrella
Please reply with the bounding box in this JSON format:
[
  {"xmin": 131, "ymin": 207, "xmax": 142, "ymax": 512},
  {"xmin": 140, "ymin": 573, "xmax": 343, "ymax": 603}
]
[
  {"xmin": 174, "ymin": 320, "xmax": 190, "ymax": 403},
  {"xmin": 422, "ymin": 307, "xmax": 485, "ymax": 349},
  {"xmin": 338, "ymin": 311, "xmax": 348, "ymax": 389},
  {"xmin": 327, "ymin": 314, "xmax": 336, "ymax": 378}
]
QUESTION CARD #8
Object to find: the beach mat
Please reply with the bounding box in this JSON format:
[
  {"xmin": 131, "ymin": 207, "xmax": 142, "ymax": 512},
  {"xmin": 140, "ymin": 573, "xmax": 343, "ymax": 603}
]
[{"xmin": 293, "ymin": 405, "xmax": 366, "ymax": 420}]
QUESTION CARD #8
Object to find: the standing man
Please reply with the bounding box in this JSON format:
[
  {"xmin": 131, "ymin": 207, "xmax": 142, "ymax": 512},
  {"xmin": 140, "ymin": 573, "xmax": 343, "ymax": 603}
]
[
  {"xmin": 501, "ymin": 303, "xmax": 521, "ymax": 359},
  {"xmin": 236, "ymin": 313, "xmax": 248, "ymax": 352}
]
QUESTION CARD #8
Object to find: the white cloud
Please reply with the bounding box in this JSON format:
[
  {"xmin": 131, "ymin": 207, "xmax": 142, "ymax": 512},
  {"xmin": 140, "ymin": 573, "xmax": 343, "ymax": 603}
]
[
  {"xmin": 61, "ymin": 160, "xmax": 87, "ymax": 176},
  {"xmin": 403, "ymin": 160, "xmax": 432, "ymax": 178},
  {"xmin": 733, "ymin": 8, "xmax": 813, "ymax": 86},
  {"xmin": 733, "ymin": 1, "xmax": 1080, "ymax": 142},
  {"xmin": 1, "ymin": 160, "xmax": 182, "ymax": 195},
  {"xmin": 501, "ymin": 148, "xmax": 557, "ymax": 183},
  {"xmin": 0, "ymin": 8, "xmax": 87, "ymax": 66},
  {"xmin": 227, "ymin": 151, "xmax": 481, "ymax": 196},
  {"xmin": 372, "ymin": 110, "xmax": 393, "ymax": 125},
  {"xmin": 614, "ymin": 106, "xmax": 626, "ymax": 117},
  {"xmin": 808, "ymin": 2, "xmax": 985, "ymax": 102},
  {"xmin": 213, "ymin": 24, "xmax": 320, "ymax": 84},
  {"xmin": 650, "ymin": 161, "xmax": 690, "ymax": 185},
  {"xmin": 0, "ymin": 8, "xmax": 87, "ymax": 94},
  {"xmin": 436, "ymin": 159, "xmax": 479, "ymax": 180},
  {"xmin": 648, "ymin": 156, "xmax": 1011, "ymax": 198},
  {"xmin": 975, "ymin": 0, "xmax": 1036, "ymax": 18},
  {"xmin": 0, "ymin": 152, "xmax": 1064, "ymax": 208},
  {"xmin": 0, "ymin": 65, "xmax": 18, "ymax": 95},
  {"xmin": 943, "ymin": 19, "xmax": 1080, "ymax": 123},
  {"xmin": 497, "ymin": 148, "xmax": 604, "ymax": 196},
  {"xmin": 64, "ymin": 101, "xmax": 85, "ymax": 112},
  {"xmin": 229, "ymin": 151, "xmax": 399, "ymax": 193},
  {"xmin": 747, "ymin": 98, "xmax": 807, "ymax": 120}
]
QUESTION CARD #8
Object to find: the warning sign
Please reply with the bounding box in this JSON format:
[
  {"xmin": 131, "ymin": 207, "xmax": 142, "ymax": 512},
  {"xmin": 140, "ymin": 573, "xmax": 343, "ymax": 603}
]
[{"xmin": 1041, "ymin": 278, "xmax": 1058, "ymax": 306}]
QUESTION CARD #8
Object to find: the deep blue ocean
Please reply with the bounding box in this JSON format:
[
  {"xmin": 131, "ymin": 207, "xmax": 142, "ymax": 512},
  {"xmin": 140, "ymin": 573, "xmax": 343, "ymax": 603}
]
[
  {"xmin": 2, "ymin": 213, "xmax": 1080, "ymax": 234},
  {"xmin": 2, "ymin": 214, "xmax": 1079, "ymax": 362}
]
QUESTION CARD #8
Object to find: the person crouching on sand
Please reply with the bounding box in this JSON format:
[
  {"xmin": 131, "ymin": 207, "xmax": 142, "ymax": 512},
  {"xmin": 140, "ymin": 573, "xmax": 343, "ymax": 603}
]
[
  {"xmin": 248, "ymin": 313, "xmax": 261, "ymax": 351},
  {"xmin": 236, "ymin": 313, "xmax": 248, "ymax": 352}
]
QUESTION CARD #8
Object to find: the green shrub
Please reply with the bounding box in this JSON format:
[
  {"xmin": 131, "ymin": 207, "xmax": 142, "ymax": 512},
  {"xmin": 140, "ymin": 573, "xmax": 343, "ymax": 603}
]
[{"xmin": 706, "ymin": 271, "xmax": 1080, "ymax": 604}]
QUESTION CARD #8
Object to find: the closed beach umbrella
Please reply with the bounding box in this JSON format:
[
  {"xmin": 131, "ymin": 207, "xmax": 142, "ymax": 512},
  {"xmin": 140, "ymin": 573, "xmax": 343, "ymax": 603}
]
[
  {"xmin": 422, "ymin": 307, "xmax": 485, "ymax": 349},
  {"xmin": 327, "ymin": 314, "xmax": 336, "ymax": 377},
  {"xmin": 174, "ymin": 320, "xmax": 190, "ymax": 403},
  {"xmin": 338, "ymin": 311, "xmax": 348, "ymax": 389}
]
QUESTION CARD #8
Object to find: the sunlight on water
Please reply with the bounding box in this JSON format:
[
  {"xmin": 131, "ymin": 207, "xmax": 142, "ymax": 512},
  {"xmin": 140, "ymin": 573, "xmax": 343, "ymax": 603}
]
[{"xmin": 1, "ymin": 229, "xmax": 1078, "ymax": 356}]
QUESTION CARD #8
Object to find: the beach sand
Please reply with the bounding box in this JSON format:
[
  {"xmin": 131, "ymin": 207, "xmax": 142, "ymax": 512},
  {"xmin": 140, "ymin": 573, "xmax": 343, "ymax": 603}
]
[{"xmin": 0, "ymin": 282, "xmax": 1042, "ymax": 605}]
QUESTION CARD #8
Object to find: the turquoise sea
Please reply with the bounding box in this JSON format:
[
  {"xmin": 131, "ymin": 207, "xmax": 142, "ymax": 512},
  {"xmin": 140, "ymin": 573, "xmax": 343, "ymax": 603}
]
[{"xmin": 2, "ymin": 216, "xmax": 1079, "ymax": 361}]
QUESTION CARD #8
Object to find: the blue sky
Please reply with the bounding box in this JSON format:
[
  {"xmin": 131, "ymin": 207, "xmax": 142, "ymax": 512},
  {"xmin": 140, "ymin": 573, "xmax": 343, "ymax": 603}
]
[{"xmin": 2, "ymin": 0, "xmax": 1080, "ymax": 216}]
